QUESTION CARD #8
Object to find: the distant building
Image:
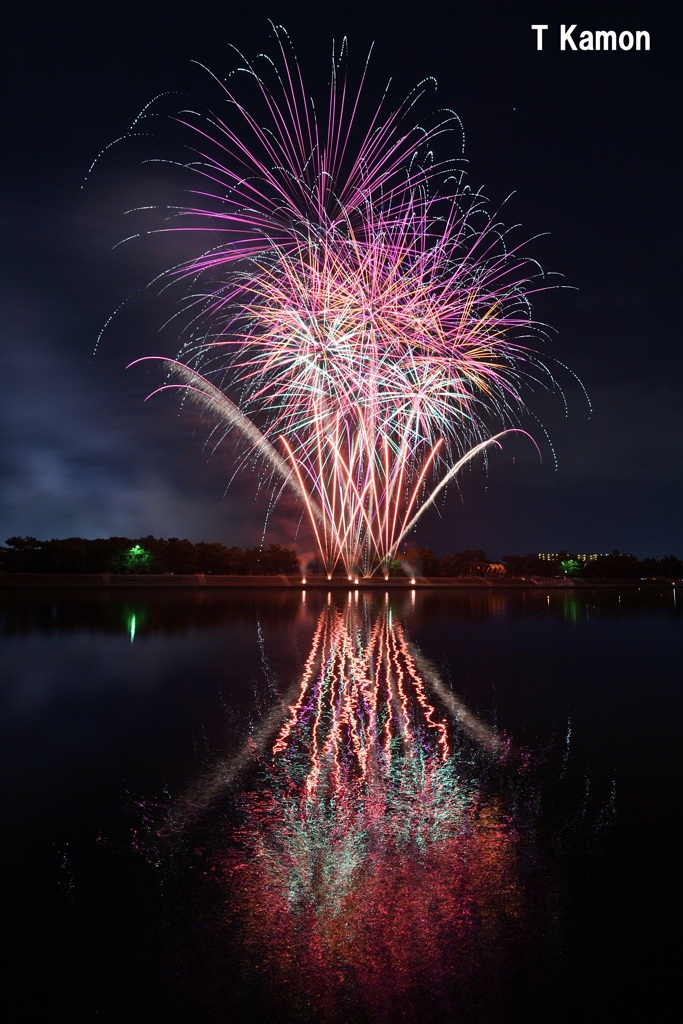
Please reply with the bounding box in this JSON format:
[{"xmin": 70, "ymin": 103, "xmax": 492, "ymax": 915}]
[{"xmin": 537, "ymin": 552, "xmax": 601, "ymax": 563}]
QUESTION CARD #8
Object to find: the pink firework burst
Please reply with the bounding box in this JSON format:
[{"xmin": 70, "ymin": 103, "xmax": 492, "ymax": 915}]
[{"xmin": 129, "ymin": 27, "xmax": 559, "ymax": 576}]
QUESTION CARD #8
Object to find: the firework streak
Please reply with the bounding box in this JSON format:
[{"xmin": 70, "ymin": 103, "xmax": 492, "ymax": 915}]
[{"xmin": 133, "ymin": 28, "xmax": 554, "ymax": 574}]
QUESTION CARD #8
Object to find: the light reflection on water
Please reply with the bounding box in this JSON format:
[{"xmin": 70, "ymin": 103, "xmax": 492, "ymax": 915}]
[
  {"xmin": 2, "ymin": 584, "xmax": 679, "ymax": 1022},
  {"xmin": 140, "ymin": 597, "xmax": 583, "ymax": 1022}
]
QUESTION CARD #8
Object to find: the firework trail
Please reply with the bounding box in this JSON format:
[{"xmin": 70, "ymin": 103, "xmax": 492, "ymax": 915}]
[{"xmin": 130, "ymin": 27, "xmax": 558, "ymax": 574}]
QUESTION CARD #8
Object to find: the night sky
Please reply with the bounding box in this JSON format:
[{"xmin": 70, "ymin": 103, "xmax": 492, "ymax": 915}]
[{"xmin": 3, "ymin": 1, "xmax": 681, "ymax": 561}]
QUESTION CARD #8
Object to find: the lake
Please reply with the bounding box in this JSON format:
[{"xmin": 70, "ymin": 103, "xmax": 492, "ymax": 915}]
[{"xmin": 2, "ymin": 584, "xmax": 680, "ymax": 1022}]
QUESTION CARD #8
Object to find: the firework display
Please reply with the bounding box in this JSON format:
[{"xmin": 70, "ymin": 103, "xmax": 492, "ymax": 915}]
[{"xmin": 136, "ymin": 28, "xmax": 552, "ymax": 575}]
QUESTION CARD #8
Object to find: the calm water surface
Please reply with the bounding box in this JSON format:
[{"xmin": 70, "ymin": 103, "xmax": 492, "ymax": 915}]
[{"xmin": 2, "ymin": 586, "xmax": 680, "ymax": 1022}]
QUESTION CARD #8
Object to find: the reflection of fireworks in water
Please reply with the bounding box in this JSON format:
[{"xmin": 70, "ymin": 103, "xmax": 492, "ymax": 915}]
[
  {"xmin": 146, "ymin": 601, "xmax": 553, "ymax": 1022},
  {"xmin": 125, "ymin": 27, "xmax": 568, "ymax": 575},
  {"xmin": 226, "ymin": 604, "xmax": 526, "ymax": 1021}
]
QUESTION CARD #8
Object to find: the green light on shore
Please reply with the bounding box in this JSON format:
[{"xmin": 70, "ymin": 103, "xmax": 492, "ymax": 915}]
[{"xmin": 119, "ymin": 544, "xmax": 153, "ymax": 572}]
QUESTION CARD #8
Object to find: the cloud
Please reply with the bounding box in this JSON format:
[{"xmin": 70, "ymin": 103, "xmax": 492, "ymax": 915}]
[{"xmin": 0, "ymin": 281, "xmax": 313, "ymax": 547}]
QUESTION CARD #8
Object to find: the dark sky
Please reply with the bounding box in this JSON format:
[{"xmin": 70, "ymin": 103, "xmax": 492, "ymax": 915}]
[{"xmin": 3, "ymin": 1, "xmax": 681, "ymax": 561}]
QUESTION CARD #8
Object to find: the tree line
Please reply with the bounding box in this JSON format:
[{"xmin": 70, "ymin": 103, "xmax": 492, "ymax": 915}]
[
  {"xmin": 391, "ymin": 546, "xmax": 683, "ymax": 580},
  {"xmin": 501, "ymin": 549, "xmax": 683, "ymax": 581},
  {"xmin": 2, "ymin": 537, "xmax": 681, "ymax": 580},
  {"xmin": 1, "ymin": 536, "xmax": 301, "ymax": 575}
]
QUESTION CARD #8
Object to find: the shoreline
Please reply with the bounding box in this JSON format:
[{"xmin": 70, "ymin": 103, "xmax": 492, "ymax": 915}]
[{"xmin": 0, "ymin": 573, "xmax": 677, "ymax": 590}]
